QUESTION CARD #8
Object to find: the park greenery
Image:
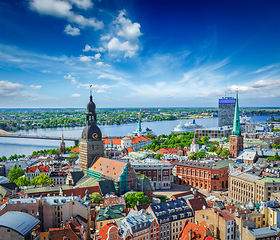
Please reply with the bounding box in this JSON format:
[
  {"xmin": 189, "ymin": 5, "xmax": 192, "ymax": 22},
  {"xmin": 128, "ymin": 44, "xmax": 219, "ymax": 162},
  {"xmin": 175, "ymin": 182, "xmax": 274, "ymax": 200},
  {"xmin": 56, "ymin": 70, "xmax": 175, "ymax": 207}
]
[{"xmin": 125, "ymin": 192, "xmax": 150, "ymax": 208}]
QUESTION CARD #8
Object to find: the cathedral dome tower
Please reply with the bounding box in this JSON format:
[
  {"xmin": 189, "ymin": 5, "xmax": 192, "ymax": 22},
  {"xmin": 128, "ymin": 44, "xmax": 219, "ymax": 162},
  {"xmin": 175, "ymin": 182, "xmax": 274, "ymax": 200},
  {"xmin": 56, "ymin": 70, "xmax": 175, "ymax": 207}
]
[{"xmin": 79, "ymin": 91, "xmax": 104, "ymax": 173}]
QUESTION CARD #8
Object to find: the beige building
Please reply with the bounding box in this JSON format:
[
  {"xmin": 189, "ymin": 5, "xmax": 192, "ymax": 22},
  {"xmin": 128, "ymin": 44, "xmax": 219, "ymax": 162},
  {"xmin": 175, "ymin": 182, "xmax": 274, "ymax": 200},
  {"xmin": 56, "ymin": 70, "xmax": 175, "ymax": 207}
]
[
  {"xmin": 195, "ymin": 208, "xmax": 236, "ymax": 240},
  {"xmin": 229, "ymin": 167, "xmax": 280, "ymax": 203}
]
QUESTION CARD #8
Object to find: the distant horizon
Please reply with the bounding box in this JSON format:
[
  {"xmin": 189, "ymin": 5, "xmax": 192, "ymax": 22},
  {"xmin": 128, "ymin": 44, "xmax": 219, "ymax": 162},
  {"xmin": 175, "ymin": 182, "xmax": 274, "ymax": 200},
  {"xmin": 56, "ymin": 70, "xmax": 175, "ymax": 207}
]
[{"xmin": 0, "ymin": 0, "xmax": 280, "ymax": 108}]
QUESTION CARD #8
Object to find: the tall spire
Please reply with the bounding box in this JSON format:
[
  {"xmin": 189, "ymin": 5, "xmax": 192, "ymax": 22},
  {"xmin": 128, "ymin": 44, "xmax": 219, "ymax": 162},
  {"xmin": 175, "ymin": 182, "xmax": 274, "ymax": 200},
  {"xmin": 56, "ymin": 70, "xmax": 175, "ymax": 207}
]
[
  {"xmin": 232, "ymin": 90, "xmax": 241, "ymax": 136},
  {"xmin": 138, "ymin": 110, "xmax": 142, "ymax": 133}
]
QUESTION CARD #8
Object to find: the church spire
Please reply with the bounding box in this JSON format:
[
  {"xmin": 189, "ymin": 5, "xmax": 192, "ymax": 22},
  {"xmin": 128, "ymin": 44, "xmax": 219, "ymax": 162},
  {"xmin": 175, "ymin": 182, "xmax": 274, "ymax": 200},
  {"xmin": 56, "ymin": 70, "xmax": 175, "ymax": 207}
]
[
  {"xmin": 138, "ymin": 111, "xmax": 142, "ymax": 133},
  {"xmin": 232, "ymin": 90, "xmax": 241, "ymax": 136}
]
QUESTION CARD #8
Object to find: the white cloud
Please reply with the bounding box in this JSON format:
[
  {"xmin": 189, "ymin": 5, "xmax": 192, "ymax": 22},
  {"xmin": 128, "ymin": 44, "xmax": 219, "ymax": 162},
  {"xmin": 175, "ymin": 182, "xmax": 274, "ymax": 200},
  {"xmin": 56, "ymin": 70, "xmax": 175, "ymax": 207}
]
[
  {"xmin": 107, "ymin": 37, "xmax": 139, "ymax": 58},
  {"xmin": 79, "ymin": 53, "xmax": 101, "ymax": 62},
  {"xmin": 0, "ymin": 80, "xmax": 25, "ymax": 96},
  {"xmin": 64, "ymin": 24, "xmax": 80, "ymax": 36},
  {"xmin": 83, "ymin": 44, "xmax": 105, "ymax": 52},
  {"xmin": 77, "ymin": 83, "xmax": 114, "ymax": 92},
  {"xmin": 64, "ymin": 74, "xmax": 77, "ymax": 84},
  {"xmin": 97, "ymin": 74, "xmax": 121, "ymax": 80},
  {"xmin": 30, "ymin": 85, "xmax": 42, "ymax": 90},
  {"xmin": 71, "ymin": 93, "xmax": 81, "ymax": 97},
  {"xmin": 41, "ymin": 70, "xmax": 50, "ymax": 73},
  {"xmin": 68, "ymin": 0, "xmax": 93, "ymax": 10},
  {"xmin": 254, "ymin": 64, "xmax": 278, "ymax": 74},
  {"xmin": 100, "ymin": 34, "xmax": 111, "ymax": 40},
  {"xmin": 95, "ymin": 62, "xmax": 110, "ymax": 67},
  {"xmin": 115, "ymin": 10, "xmax": 142, "ymax": 41},
  {"xmin": 29, "ymin": 0, "xmax": 104, "ymax": 31}
]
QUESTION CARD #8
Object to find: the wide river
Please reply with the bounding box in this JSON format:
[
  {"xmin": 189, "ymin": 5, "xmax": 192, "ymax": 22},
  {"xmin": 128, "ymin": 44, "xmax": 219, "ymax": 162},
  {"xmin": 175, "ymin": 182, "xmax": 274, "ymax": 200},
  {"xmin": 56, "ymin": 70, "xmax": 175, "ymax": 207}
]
[{"xmin": 0, "ymin": 116, "xmax": 276, "ymax": 158}]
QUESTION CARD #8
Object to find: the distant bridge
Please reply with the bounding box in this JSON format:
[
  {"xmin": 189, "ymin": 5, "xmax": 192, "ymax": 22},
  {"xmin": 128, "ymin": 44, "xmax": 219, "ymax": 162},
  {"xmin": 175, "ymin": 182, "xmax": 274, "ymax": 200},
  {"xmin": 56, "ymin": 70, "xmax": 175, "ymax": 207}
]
[{"xmin": 0, "ymin": 130, "xmax": 79, "ymax": 145}]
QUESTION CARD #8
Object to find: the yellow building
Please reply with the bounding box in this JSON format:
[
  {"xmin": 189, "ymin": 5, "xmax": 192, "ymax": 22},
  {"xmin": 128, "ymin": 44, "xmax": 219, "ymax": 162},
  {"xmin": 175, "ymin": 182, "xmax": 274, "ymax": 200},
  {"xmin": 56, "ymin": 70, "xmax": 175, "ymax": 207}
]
[{"xmin": 259, "ymin": 200, "xmax": 280, "ymax": 227}]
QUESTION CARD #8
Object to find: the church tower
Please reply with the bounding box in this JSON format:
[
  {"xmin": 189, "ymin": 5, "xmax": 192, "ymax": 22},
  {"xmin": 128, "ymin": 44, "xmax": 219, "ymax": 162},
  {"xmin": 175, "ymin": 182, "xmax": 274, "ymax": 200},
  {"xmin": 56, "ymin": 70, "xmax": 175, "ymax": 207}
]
[
  {"xmin": 190, "ymin": 131, "xmax": 199, "ymax": 153},
  {"xmin": 229, "ymin": 91, "xmax": 243, "ymax": 158},
  {"xmin": 79, "ymin": 91, "xmax": 104, "ymax": 174},
  {"xmin": 60, "ymin": 131, "xmax": 65, "ymax": 154}
]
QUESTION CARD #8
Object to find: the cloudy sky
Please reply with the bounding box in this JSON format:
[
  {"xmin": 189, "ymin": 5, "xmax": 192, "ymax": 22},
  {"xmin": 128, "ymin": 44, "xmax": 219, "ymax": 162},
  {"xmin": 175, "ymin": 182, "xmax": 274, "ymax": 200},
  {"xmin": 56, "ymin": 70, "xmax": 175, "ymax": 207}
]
[{"xmin": 0, "ymin": 0, "xmax": 280, "ymax": 108}]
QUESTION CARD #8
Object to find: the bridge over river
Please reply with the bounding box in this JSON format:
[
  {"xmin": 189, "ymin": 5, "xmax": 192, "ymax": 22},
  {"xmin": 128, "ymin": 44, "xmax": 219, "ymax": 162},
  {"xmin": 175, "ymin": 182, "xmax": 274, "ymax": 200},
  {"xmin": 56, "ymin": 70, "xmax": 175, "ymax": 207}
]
[{"xmin": 0, "ymin": 130, "xmax": 79, "ymax": 145}]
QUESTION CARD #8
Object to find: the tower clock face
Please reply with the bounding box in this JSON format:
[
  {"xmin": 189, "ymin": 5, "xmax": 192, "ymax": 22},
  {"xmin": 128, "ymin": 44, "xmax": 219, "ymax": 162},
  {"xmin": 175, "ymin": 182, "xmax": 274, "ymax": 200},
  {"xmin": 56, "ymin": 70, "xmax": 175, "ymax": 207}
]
[
  {"xmin": 83, "ymin": 133, "xmax": 86, "ymax": 139},
  {"xmin": 92, "ymin": 133, "xmax": 98, "ymax": 139}
]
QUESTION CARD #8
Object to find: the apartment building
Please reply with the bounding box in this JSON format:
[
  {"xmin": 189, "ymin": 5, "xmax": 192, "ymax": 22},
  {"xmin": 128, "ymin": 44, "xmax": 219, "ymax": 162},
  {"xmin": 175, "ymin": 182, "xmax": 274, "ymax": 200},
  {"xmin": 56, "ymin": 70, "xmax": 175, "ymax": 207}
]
[{"xmin": 147, "ymin": 199, "xmax": 194, "ymax": 240}]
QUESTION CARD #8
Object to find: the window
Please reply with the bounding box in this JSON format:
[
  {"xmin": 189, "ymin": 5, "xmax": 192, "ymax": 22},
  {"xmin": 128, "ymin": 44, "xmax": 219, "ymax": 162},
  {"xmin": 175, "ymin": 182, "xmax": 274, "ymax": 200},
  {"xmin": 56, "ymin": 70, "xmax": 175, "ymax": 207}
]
[
  {"xmin": 154, "ymin": 171, "xmax": 156, "ymax": 175},
  {"xmin": 154, "ymin": 177, "xmax": 157, "ymax": 181},
  {"xmin": 202, "ymin": 215, "xmax": 205, "ymax": 219},
  {"xmin": 206, "ymin": 216, "xmax": 209, "ymax": 220},
  {"xmin": 149, "ymin": 171, "xmax": 151, "ymax": 175}
]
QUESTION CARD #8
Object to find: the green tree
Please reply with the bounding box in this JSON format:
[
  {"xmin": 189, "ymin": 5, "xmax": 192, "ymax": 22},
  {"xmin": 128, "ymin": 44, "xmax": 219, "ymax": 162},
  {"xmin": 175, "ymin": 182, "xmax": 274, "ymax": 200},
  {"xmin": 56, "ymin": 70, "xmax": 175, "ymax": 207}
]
[
  {"xmin": 8, "ymin": 167, "xmax": 25, "ymax": 183},
  {"xmin": 208, "ymin": 145, "xmax": 217, "ymax": 152},
  {"xmin": 14, "ymin": 176, "xmax": 31, "ymax": 186},
  {"xmin": 202, "ymin": 136, "xmax": 210, "ymax": 145},
  {"xmin": 274, "ymin": 152, "xmax": 280, "ymax": 161},
  {"xmin": 135, "ymin": 192, "xmax": 150, "ymax": 205},
  {"xmin": 68, "ymin": 150, "xmax": 79, "ymax": 161},
  {"xmin": 220, "ymin": 149, "xmax": 230, "ymax": 159},
  {"xmin": 88, "ymin": 192, "xmax": 103, "ymax": 203},
  {"xmin": 126, "ymin": 193, "xmax": 137, "ymax": 208},
  {"xmin": 188, "ymin": 152, "xmax": 197, "ymax": 160},
  {"xmin": 154, "ymin": 154, "xmax": 163, "ymax": 159},
  {"xmin": 126, "ymin": 192, "xmax": 150, "ymax": 208},
  {"xmin": 195, "ymin": 151, "xmax": 206, "ymax": 159},
  {"xmin": 31, "ymin": 174, "xmax": 53, "ymax": 185}
]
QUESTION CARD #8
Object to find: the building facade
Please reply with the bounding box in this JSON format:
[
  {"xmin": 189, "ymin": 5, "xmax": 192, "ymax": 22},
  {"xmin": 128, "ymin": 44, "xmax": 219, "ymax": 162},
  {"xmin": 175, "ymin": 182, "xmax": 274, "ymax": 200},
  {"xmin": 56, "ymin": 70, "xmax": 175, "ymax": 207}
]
[
  {"xmin": 195, "ymin": 126, "xmax": 232, "ymax": 139},
  {"xmin": 147, "ymin": 199, "xmax": 194, "ymax": 240},
  {"xmin": 229, "ymin": 167, "xmax": 280, "ymax": 203},
  {"xmin": 25, "ymin": 163, "xmax": 51, "ymax": 180},
  {"xmin": 218, "ymin": 97, "xmax": 236, "ymax": 127},
  {"xmin": 131, "ymin": 158, "xmax": 173, "ymax": 189},
  {"xmin": 176, "ymin": 160, "xmax": 233, "ymax": 191}
]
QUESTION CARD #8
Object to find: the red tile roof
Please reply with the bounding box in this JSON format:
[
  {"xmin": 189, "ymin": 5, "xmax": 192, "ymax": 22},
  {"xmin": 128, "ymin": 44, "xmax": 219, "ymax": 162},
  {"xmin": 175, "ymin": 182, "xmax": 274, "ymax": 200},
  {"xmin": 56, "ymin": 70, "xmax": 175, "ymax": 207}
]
[
  {"xmin": 70, "ymin": 147, "xmax": 79, "ymax": 153},
  {"xmin": 103, "ymin": 139, "xmax": 122, "ymax": 145},
  {"xmin": 215, "ymin": 208, "xmax": 235, "ymax": 221},
  {"xmin": 178, "ymin": 221, "xmax": 218, "ymax": 240},
  {"xmin": 48, "ymin": 228, "xmax": 80, "ymax": 240},
  {"xmin": 170, "ymin": 191, "xmax": 206, "ymax": 200},
  {"xmin": 26, "ymin": 164, "xmax": 50, "ymax": 173},
  {"xmin": 89, "ymin": 157, "xmax": 127, "ymax": 180},
  {"xmin": 131, "ymin": 136, "xmax": 151, "ymax": 144},
  {"xmin": 188, "ymin": 197, "xmax": 208, "ymax": 212}
]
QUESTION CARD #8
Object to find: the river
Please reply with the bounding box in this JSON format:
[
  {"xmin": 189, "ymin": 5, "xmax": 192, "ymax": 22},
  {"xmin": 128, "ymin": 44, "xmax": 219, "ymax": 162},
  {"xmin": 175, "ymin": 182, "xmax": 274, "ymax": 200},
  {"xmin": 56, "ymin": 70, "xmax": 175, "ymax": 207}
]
[{"xmin": 0, "ymin": 116, "xmax": 277, "ymax": 158}]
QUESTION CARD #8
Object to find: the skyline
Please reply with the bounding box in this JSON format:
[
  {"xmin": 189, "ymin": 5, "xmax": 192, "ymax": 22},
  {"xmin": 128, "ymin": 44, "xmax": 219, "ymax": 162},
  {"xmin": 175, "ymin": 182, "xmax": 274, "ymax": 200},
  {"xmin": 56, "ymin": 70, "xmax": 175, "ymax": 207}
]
[{"xmin": 0, "ymin": 0, "xmax": 280, "ymax": 108}]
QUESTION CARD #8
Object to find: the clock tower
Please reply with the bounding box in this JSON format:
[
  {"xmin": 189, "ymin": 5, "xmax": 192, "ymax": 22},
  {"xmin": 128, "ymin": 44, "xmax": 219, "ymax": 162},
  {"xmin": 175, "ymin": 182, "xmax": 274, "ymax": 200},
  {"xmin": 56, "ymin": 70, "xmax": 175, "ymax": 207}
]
[{"xmin": 79, "ymin": 91, "xmax": 104, "ymax": 173}]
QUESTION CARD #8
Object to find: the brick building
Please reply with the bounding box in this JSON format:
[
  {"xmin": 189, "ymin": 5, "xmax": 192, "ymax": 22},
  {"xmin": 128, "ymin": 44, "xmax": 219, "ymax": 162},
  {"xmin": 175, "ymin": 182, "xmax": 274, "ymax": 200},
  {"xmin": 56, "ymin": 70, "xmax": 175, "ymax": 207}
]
[{"xmin": 176, "ymin": 160, "xmax": 234, "ymax": 191}]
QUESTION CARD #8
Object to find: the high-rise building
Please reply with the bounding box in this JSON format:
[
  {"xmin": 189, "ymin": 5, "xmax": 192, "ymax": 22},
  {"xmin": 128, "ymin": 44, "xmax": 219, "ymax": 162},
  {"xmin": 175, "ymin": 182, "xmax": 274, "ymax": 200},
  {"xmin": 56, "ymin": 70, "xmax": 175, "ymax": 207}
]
[
  {"xmin": 229, "ymin": 91, "xmax": 243, "ymax": 158},
  {"xmin": 218, "ymin": 97, "xmax": 236, "ymax": 127},
  {"xmin": 79, "ymin": 92, "xmax": 104, "ymax": 174}
]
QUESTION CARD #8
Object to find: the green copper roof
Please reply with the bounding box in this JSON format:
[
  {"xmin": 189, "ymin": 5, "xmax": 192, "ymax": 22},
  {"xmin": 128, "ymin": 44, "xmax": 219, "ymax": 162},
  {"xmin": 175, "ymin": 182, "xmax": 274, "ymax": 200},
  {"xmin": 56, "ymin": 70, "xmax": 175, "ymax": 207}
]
[
  {"xmin": 260, "ymin": 177, "xmax": 280, "ymax": 183},
  {"xmin": 232, "ymin": 90, "xmax": 241, "ymax": 136},
  {"xmin": 95, "ymin": 204, "xmax": 126, "ymax": 222}
]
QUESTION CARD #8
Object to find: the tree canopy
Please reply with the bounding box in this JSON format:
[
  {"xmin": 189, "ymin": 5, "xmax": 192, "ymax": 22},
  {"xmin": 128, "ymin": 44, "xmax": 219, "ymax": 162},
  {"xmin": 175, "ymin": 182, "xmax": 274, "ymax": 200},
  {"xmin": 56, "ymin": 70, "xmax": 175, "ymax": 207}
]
[
  {"xmin": 125, "ymin": 192, "xmax": 150, "ymax": 208},
  {"xmin": 14, "ymin": 176, "xmax": 31, "ymax": 186},
  {"xmin": 31, "ymin": 174, "xmax": 53, "ymax": 185},
  {"xmin": 88, "ymin": 192, "xmax": 103, "ymax": 203},
  {"xmin": 8, "ymin": 167, "xmax": 25, "ymax": 183}
]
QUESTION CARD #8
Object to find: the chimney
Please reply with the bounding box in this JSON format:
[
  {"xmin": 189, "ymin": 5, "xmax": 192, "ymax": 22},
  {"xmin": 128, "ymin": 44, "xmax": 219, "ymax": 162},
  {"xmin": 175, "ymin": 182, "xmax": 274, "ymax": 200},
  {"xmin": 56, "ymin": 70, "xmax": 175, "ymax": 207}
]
[{"xmin": 188, "ymin": 229, "xmax": 192, "ymax": 239}]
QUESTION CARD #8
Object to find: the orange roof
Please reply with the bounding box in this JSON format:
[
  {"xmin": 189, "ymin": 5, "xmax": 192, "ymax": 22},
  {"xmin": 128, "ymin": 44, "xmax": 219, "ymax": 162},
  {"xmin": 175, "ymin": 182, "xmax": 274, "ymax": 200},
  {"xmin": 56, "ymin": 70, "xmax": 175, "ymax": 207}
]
[
  {"xmin": 97, "ymin": 222, "xmax": 119, "ymax": 240},
  {"xmin": 89, "ymin": 157, "xmax": 127, "ymax": 180},
  {"xmin": 26, "ymin": 164, "xmax": 50, "ymax": 173},
  {"xmin": 70, "ymin": 147, "xmax": 79, "ymax": 153},
  {"xmin": 103, "ymin": 139, "xmax": 122, "ymax": 145},
  {"xmin": 126, "ymin": 147, "xmax": 135, "ymax": 153},
  {"xmin": 131, "ymin": 136, "xmax": 151, "ymax": 144},
  {"xmin": 178, "ymin": 221, "xmax": 218, "ymax": 240}
]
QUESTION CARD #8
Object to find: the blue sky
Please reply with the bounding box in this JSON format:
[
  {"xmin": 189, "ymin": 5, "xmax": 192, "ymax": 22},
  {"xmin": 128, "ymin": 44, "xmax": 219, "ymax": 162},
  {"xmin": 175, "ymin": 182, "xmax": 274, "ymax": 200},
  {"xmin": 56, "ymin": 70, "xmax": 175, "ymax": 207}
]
[{"xmin": 0, "ymin": 0, "xmax": 280, "ymax": 108}]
